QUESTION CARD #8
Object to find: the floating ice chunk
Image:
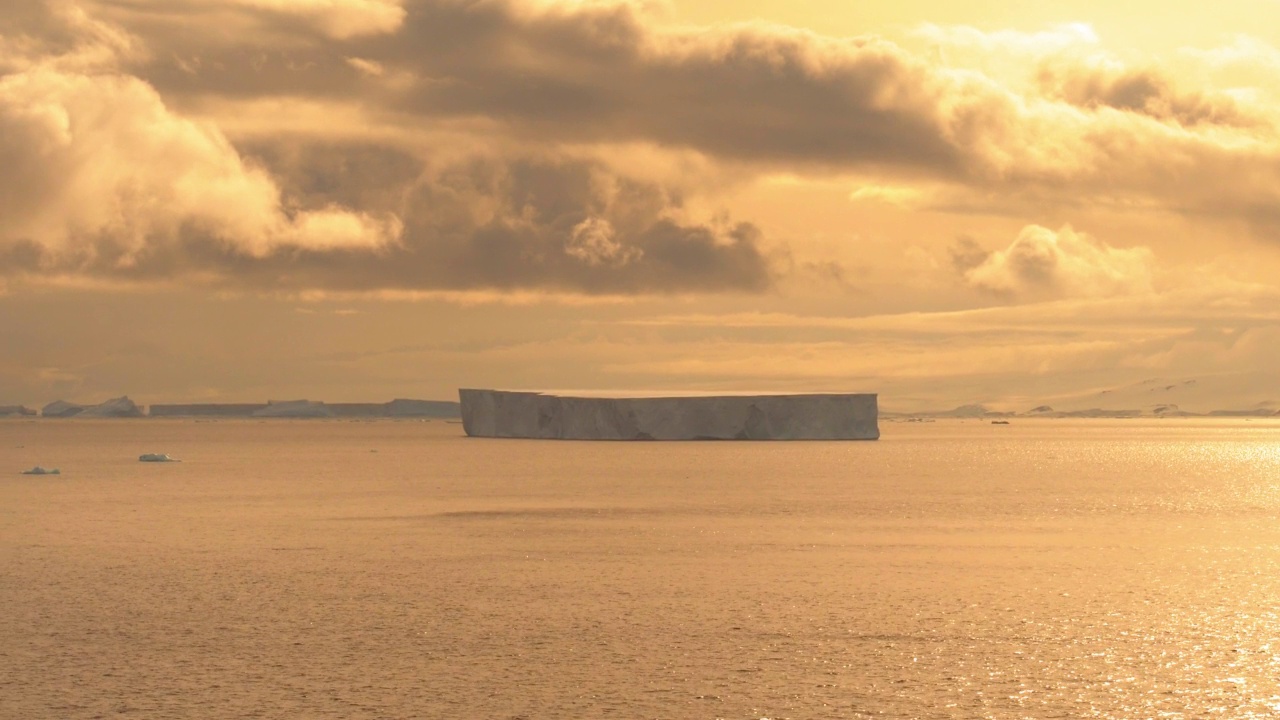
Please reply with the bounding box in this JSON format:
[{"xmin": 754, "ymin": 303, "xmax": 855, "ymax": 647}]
[
  {"xmin": 21, "ymin": 466, "xmax": 60, "ymax": 475},
  {"xmin": 139, "ymin": 453, "xmax": 178, "ymax": 462}
]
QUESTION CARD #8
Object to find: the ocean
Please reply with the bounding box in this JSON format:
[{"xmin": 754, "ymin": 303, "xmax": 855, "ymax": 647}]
[{"xmin": 3, "ymin": 418, "xmax": 1280, "ymax": 718}]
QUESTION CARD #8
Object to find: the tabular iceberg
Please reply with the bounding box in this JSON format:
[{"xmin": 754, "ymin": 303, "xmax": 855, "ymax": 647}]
[{"xmin": 459, "ymin": 390, "xmax": 879, "ymax": 440}]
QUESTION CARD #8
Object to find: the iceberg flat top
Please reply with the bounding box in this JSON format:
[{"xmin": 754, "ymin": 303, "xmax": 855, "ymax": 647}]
[
  {"xmin": 479, "ymin": 389, "xmax": 878, "ymax": 400},
  {"xmin": 459, "ymin": 389, "xmax": 879, "ymax": 441}
]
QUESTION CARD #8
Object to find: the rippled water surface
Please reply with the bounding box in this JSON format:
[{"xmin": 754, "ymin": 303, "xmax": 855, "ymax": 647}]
[{"xmin": 4, "ymin": 418, "xmax": 1280, "ymax": 718}]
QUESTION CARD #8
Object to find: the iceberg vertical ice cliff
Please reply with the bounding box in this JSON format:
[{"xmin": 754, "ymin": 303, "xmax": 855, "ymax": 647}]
[{"xmin": 459, "ymin": 390, "xmax": 879, "ymax": 440}]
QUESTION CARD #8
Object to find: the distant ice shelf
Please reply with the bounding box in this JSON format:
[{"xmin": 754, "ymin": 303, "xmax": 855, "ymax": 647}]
[{"xmin": 458, "ymin": 389, "xmax": 879, "ymax": 440}]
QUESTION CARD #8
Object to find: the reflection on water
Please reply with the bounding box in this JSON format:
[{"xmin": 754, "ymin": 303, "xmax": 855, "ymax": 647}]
[{"xmin": 3, "ymin": 418, "xmax": 1280, "ymax": 718}]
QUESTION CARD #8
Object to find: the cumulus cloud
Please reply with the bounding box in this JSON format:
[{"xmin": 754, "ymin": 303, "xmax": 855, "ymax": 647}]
[
  {"xmin": 1036, "ymin": 56, "xmax": 1259, "ymax": 127},
  {"xmin": 221, "ymin": 144, "xmax": 776, "ymax": 294},
  {"xmin": 0, "ymin": 120, "xmax": 776, "ymax": 292},
  {"xmin": 107, "ymin": 0, "xmax": 965, "ymax": 170},
  {"xmin": 6, "ymin": 0, "xmax": 1280, "ymax": 413},
  {"xmin": 960, "ymin": 225, "xmax": 1154, "ymax": 298},
  {"xmin": 79, "ymin": 0, "xmax": 1280, "ymax": 233},
  {"xmin": 325, "ymin": 154, "xmax": 776, "ymax": 294},
  {"xmin": 8, "ymin": 0, "xmax": 1280, "ymax": 294},
  {"xmin": 0, "ymin": 0, "xmax": 779, "ymax": 294},
  {"xmin": 565, "ymin": 217, "xmax": 641, "ymax": 267},
  {"xmin": 0, "ymin": 66, "xmax": 400, "ymax": 269}
]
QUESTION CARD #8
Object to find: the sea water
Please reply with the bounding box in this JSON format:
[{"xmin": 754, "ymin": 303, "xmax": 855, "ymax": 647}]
[{"xmin": 3, "ymin": 418, "xmax": 1280, "ymax": 718}]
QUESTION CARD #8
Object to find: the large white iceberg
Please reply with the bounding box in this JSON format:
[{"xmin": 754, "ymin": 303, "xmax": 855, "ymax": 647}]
[{"xmin": 459, "ymin": 390, "xmax": 879, "ymax": 440}]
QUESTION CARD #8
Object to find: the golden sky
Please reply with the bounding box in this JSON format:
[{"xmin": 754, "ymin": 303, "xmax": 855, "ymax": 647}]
[{"xmin": 2, "ymin": 0, "xmax": 1279, "ymax": 411}]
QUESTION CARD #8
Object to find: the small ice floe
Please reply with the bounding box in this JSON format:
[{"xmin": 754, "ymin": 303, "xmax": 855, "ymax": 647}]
[
  {"xmin": 138, "ymin": 453, "xmax": 178, "ymax": 462},
  {"xmin": 21, "ymin": 466, "xmax": 60, "ymax": 475}
]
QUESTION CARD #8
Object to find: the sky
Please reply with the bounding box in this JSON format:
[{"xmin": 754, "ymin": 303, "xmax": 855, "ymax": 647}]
[{"xmin": 2, "ymin": 0, "xmax": 1280, "ymax": 412}]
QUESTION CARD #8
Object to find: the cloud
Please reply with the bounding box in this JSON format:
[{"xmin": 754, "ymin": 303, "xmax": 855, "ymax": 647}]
[
  {"xmin": 230, "ymin": 0, "xmax": 405, "ymax": 38},
  {"xmin": 948, "ymin": 236, "xmax": 989, "ymax": 274},
  {"xmin": 0, "ymin": 2, "xmax": 779, "ymax": 295},
  {"xmin": 959, "ymin": 225, "xmax": 1154, "ymax": 298},
  {"xmin": 76, "ymin": 0, "xmax": 1280, "ymax": 235},
  {"xmin": 0, "ymin": 107, "xmax": 776, "ymax": 293},
  {"xmin": 1036, "ymin": 56, "xmax": 1259, "ymax": 127},
  {"xmin": 102, "ymin": 0, "xmax": 965, "ymax": 171},
  {"xmin": 10, "ymin": 0, "xmax": 1280, "ymax": 412},
  {"xmin": 565, "ymin": 217, "xmax": 641, "ymax": 266},
  {"xmin": 6, "ymin": 0, "xmax": 1280, "ymax": 295},
  {"xmin": 272, "ymin": 154, "xmax": 776, "ymax": 294},
  {"xmin": 0, "ymin": 65, "xmax": 400, "ymax": 271},
  {"xmin": 0, "ymin": 0, "xmax": 144, "ymax": 72},
  {"xmin": 344, "ymin": 56, "xmax": 383, "ymax": 75},
  {"xmin": 1181, "ymin": 35, "xmax": 1280, "ymax": 82},
  {"xmin": 849, "ymin": 184, "xmax": 928, "ymax": 207}
]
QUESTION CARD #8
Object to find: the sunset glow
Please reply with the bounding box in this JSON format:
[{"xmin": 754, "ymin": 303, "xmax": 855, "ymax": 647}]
[{"xmin": 3, "ymin": 0, "xmax": 1279, "ymax": 411}]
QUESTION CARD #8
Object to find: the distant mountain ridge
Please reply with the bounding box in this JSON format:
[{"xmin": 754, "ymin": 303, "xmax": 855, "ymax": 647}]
[
  {"xmin": 7, "ymin": 397, "xmax": 461, "ymax": 418},
  {"xmin": 883, "ymin": 403, "xmax": 1279, "ymax": 419},
  {"xmin": 7, "ymin": 376, "xmax": 1276, "ymax": 420},
  {"xmin": 882, "ymin": 373, "xmax": 1280, "ymax": 418}
]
